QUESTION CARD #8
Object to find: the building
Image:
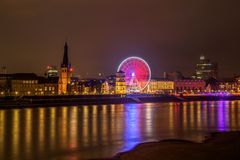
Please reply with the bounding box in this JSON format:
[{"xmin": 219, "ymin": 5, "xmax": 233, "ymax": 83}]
[
  {"xmin": 174, "ymin": 79, "xmax": 205, "ymax": 94},
  {"xmin": 45, "ymin": 65, "xmax": 58, "ymax": 77},
  {"xmin": 236, "ymin": 76, "xmax": 240, "ymax": 93},
  {"xmin": 106, "ymin": 75, "xmax": 116, "ymax": 94},
  {"xmin": 101, "ymin": 81, "xmax": 110, "ymax": 94},
  {"xmin": 58, "ymin": 42, "xmax": 73, "ymax": 95},
  {"xmin": 145, "ymin": 78, "xmax": 174, "ymax": 94},
  {"xmin": 10, "ymin": 73, "xmax": 40, "ymax": 96},
  {"xmin": 38, "ymin": 76, "xmax": 58, "ymax": 96},
  {"xmin": 193, "ymin": 55, "xmax": 218, "ymax": 80},
  {"xmin": 0, "ymin": 74, "xmax": 11, "ymax": 96},
  {"xmin": 0, "ymin": 73, "xmax": 59, "ymax": 96},
  {"xmin": 205, "ymin": 77, "xmax": 219, "ymax": 92},
  {"xmin": 218, "ymin": 77, "xmax": 240, "ymax": 93},
  {"xmin": 115, "ymin": 71, "xmax": 126, "ymax": 94},
  {"xmin": 78, "ymin": 79, "xmax": 105, "ymax": 94}
]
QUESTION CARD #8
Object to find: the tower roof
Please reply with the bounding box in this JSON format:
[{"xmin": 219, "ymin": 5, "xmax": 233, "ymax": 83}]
[{"xmin": 61, "ymin": 42, "xmax": 70, "ymax": 68}]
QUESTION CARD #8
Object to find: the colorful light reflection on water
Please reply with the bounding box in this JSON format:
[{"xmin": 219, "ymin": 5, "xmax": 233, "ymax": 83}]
[{"xmin": 0, "ymin": 101, "xmax": 240, "ymax": 159}]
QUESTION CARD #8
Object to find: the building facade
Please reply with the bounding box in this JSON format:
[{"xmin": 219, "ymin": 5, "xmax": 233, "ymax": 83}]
[
  {"xmin": 0, "ymin": 73, "xmax": 58, "ymax": 96},
  {"xmin": 115, "ymin": 71, "xmax": 126, "ymax": 94},
  {"xmin": 145, "ymin": 79, "xmax": 174, "ymax": 94},
  {"xmin": 58, "ymin": 42, "xmax": 73, "ymax": 95},
  {"xmin": 174, "ymin": 79, "xmax": 205, "ymax": 94}
]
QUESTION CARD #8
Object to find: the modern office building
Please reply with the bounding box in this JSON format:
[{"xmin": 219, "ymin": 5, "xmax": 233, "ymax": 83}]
[{"xmin": 193, "ymin": 55, "xmax": 218, "ymax": 80}]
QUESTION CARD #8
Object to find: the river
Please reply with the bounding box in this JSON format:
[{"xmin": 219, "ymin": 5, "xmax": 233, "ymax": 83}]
[{"xmin": 0, "ymin": 101, "xmax": 240, "ymax": 159}]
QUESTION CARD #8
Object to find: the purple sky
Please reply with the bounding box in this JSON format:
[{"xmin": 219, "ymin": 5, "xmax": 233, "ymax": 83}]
[{"xmin": 0, "ymin": 0, "xmax": 239, "ymax": 78}]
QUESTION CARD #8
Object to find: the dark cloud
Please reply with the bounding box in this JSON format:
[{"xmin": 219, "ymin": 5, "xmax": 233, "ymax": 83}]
[{"xmin": 0, "ymin": 0, "xmax": 239, "ymax": 77}]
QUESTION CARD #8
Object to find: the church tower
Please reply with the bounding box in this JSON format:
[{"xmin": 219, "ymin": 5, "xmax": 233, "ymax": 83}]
[{"xmin": 58, "ymin": 42, "xmax": 72, "ymax": 94}]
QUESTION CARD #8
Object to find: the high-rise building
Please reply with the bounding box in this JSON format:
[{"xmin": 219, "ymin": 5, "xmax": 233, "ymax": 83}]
[
  {"xmin": 193, "ymin": 55, "xmax": 218, "ymax": 80},
  {"xmin": 58, "ymin": 42, "xmax": 73, "ymax": 94}
]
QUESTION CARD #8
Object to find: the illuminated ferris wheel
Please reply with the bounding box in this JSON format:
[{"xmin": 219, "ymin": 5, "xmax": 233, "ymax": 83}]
[{"xmin": 117, "ymin": 56, "xmax": 151, "ymax": 92}]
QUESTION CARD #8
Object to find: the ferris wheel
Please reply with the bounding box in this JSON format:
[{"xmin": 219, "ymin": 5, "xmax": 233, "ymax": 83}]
[{"xmin": 117, "ymin": 56, "xmax": 151, "ymax": 92}]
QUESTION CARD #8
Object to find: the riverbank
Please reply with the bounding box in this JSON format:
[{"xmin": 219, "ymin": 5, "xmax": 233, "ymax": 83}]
[
  {"xmin": 111, "ymin": 132, "xmax": 240, "ymax": 160},
  {"xmin": 1, "ymin": 94, "xmax": 240, "ymax": 108}
]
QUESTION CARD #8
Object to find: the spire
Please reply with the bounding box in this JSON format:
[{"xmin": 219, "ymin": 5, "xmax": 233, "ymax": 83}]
[{"xmin": 61, "ymin": 42, "xmax": 70, "ymax": 67}]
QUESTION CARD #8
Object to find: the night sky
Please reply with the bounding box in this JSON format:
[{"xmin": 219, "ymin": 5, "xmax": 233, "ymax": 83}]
[{"xmin": 0, "ymin": 0, "xmax": 239, "ymax": 78}]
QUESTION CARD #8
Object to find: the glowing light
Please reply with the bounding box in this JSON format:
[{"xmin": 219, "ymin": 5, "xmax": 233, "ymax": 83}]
[
  {"xmin": 0, "ymin": 110, "xmax": 5, "ymax": 157},
  {"xmin": 50, "ymin": 108, "xmax": 56, "ymax": 150},
  {"xmin": 117, "ymin": 56, "xmax": 151, "ymax": 92},
  {"xmin": 38, "ymin": 108, "xmax": 45, "ymax": 152},
  {"xmin": 12, "ymin": 110, "xmax": 19, "ymax": 159},
  {"xmin": 25, "ymin": 109, "xmax": 32, "ymax": 158}
]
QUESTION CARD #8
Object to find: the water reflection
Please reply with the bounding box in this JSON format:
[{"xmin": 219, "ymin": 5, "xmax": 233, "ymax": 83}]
[
  {"xmin": 12, "ymin": 109, "xmax": 20, "ymax": 159},
  {"xmin": 0, "ymin": 101, "xmax": 240, "ymax": 159},
  {"xmin": 0, "ymin": 110, "xmax": 5, "ymax": 158},
  {"xmin": 25, "ymin": 109, "xmax": 32, "ymax": 159},
  {"xmin": 38, "ymin": 108, "xmax": 45, "ymax": 152},
  {"xmin": 50, "ymin": 107, "xmax": 56, "ymax": 150}
]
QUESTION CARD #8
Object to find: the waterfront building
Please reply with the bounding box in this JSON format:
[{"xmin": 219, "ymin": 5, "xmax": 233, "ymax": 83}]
[
  {"xmin": 38, "ymin": 77, "xmax": 58, "ymax": 96},
  {"xmin": 68, "ymin": 76, "xmax": 80, "ymax": 95},
  {"xmin": 0, "ymin": 74, "xmax": 11, "ymax": 96},
  {"xmin": 10, "ymin": 73, "xmax": 40, "ymax": 96},
  {"xmin": 0, "ymin": 73, "xmax": 59, "ymax": 96},
  {"xmin": 205, "ymin": 77, "xmax": 219, "ymax": 92},
  {"xmin": 101, "ymin": 81, "xmax": 110, "ymax": 94},
  {"xmin": 218, "ymin": 78, "xmax": 235, "ymax": 92},
  {"xmin": 174, "ymin": 79, "xmax": 205, "ymax": 94},
  {"xmin": 193, "ymin": 55, "xmax": 218, "ymax": 80},
  {"xmin": 145, "ymin": 78, "xmax": 174, "ymax": 94},
  {"xmin": 79, "ymin": 79, "xmax": 105, "ymax": 94},
  {"xmin": 106, "ymin": 75, "xmax": 116, "ymax": 94},
  {"xmin": 217, "ymin": 77, "xmax": 240, "ymax": 93},
  {"xmin": 236, "ymin": 76, "xmax": 240, "ymax": 93},
  {"xmin": 58, "ymin": 42, "xmax": 73, "ymax": 95},
  {"xmin": 115, "ymin": 71, "xmax": 126, "ymax": 94}
]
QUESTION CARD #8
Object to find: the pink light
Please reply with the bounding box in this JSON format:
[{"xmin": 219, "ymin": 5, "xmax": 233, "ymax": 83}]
[{"xmin": 117, "ymin": 56, "xmax": 151, "ymax": 91}]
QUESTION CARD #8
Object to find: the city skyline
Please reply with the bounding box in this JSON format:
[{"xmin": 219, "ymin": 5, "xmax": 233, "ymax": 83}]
[{"xmin": 1, "ymin": 0, "xmax": 239, "ymax": 77}]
